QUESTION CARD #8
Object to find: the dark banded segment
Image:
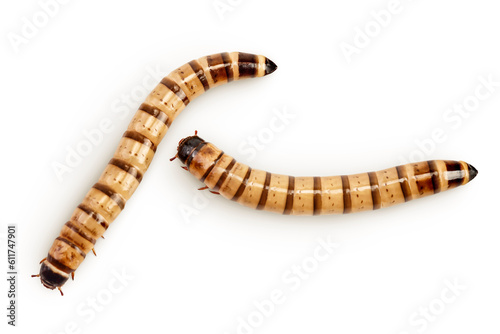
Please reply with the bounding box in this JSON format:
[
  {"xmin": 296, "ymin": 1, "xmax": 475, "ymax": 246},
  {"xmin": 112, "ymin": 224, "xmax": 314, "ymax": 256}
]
[
  {"xmin": 368, "ymin": 172, "xmax": 381, "ymax": 210},
  {"xmin": 207, "ymin": 53, "xmax": 228, "ymax": 84},
  {"xmin": 64, "ymin": 221, "xmax": 96, "ymax": 245},
  {"xmin": 313, "ymin": 177, "xmax": 322, "ymax": 215},
  {"xmin": 56, "ymin": 237, "xmax": 86, "ymax": 259},
  {"xmin": 188, "ymin": 60, "xmax": 210, "ymax": 91},
  {"xmin": 77, "ymin": 204, "xmax": 109, "ymax": 229},
  {"xmin": 186, "ymin": 142, "xmax": 207, "ymax": 170},
  {"xmin": 238, "ymin": 52, "xmax": 258, "ymax": 78},
  {"xmin": 139, "ymin": 103, "xmax": 170, "ymax": 126},
  {"xmin": 256, "ymin": 172, "xmax": 271, "ymax": 210},
  {"xmin": 428, "ymin": 160, "xmax": 441, "ymax": 193},
  {"xmin": 445, "ymin": 160, "xmax": 465, "ymax": 189},
  {"xmin": 396, "ymin": 165, "xmax": 411, "ymax": 202},
  {"xmin": 221, "ymin": 52, "xmax": 234, "ymax": 82},
  {"xmin": 47, "ymin": 254, "xmax": 75, "ymax": 274},
  {"xmin": 123, "ymin": 131, "xmax": 156, "ymax": 153},
  {"xmin": 108, "ymin": 158, "xmax": 143, "ymax": 182},
  {"xmin": 283, "ymin": 176, "xmax": 295, "ymax": 215},
  {"xmin": 341, "ymin": 175, "xmax": 352, "ymax": 214},
  {"xmin": 232, "ymin": 167, "xmax": 252, "ymax": 201},
  {"xmin": 213, "ymin": 158, "xmax": 237, "ymax": 192},
  {"xmin": 200, "ymin": 151, "xmax": 224, "ymax": 183},
  {"xmin": 160, "ymin": 77, "xmax": 190, "ymax": 105},
  {"xmin": 92, "ymin": 183, "xmax": 126, "ymax": 210}
]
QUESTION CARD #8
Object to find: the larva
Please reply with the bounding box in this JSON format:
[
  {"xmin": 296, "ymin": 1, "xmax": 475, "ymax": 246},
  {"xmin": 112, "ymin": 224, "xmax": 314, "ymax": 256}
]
[
  {"xmin": 33, "ymin": 52, "xmax": 277, "ymax": 294},
  {"xmin": 175, "ymin": 135, "xmax": 478, "ymax": 215}
]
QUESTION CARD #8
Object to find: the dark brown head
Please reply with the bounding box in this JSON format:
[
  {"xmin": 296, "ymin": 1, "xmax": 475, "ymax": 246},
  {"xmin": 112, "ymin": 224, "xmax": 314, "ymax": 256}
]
[
  {"xmin": 176, "ymin": 135, "xmax": 206, "ymax": 165},
  {"xmin": 36, "ymin": 261, "xmax": 69, "ymax": 291}
]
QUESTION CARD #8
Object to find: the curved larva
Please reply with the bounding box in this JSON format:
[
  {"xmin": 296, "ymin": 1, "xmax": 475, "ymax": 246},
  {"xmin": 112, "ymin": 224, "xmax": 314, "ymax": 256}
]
[
  {"xmin": 176, "ymin": 135, "xmax": 478, "ymax": 215},
  {"xmin": 35, "ymin": 52, "xmax": 277, "ymax": 293}
]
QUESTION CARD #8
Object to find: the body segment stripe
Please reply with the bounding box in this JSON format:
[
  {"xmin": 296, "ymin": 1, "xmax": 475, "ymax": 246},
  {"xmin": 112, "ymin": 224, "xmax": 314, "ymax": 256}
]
[
  {"xmin": 283, "ymin": 176, "xmax": 295, "ymax": 215},
  {"xmin": 396, "ymin": 165, "xmax": 411, "ymax": 201},
  {"xmin": 428, "ymin": 160, "xmax": 440, "ymax": 193},
  {"xmin": 188, "ymin": 60, "xmax": 210, "ymax": 91},
  {"xmin": 341, "ymin": 175, "xmax": 352, "ymax": 213},
  {"xmin": 92, "ymin": 183, "xmax": 126, "ymax": 210},
  {"xmin": 313, "ymin": 176, "xmax": 322, "ymax": 215},
  {"xmin": 56, "ymin": 237, "xmax": 86, "ymax": 258},
  {"xmin": 232, "ymin": 167, "xmax": 252, "ymax": 201},
  {"xmin": 139, "ymin": 103, "xmax": 170, "ymax": 126},
  {"xmin": 47, "ymin": 255, "xmax": 75, "ymax": 274},
  {"xmin": 160, "ymin": 77, "xmax": 190, "ymax": 105},
  {"xmin": 64, "ymin": 221, "xmax": 96, "ymax": 245},
  {"xmin": 213, "ymin": 158, "xmax": 237, "ymax": 191},
  {"xmin": 123, "ymin": 131, "xmax": 157, "ymax": 153},
  {"xmin": 200, "ymin": 151, "xmax": 224, "ymax": 183},
  {"xmin": 77, "ymin": 204, "xmax": 109, "ymax": 229},
  {"xmin": 221, "ymin": 52, "xmax": 234, "ymax": 82},
  {"xmin": 256, "ymin": 172, "xmax": 271, "ymax": 209},
  {"xmin": 108, "ymin": 158, "xmax": 143, "ymax": 182},
  {"xmin": 368, "ymin": 171, "xmax": 381, "ymax": 210}
]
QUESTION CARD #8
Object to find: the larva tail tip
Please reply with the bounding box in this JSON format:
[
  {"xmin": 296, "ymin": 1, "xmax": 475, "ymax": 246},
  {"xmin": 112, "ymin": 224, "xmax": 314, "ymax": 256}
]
[
  {"xmin": 264, "ymin": 58, "xmax": 278, "ymax": 75},
  {"xmin": 468, "ymin": 164, "xmax": 478, "ymax": 182}
]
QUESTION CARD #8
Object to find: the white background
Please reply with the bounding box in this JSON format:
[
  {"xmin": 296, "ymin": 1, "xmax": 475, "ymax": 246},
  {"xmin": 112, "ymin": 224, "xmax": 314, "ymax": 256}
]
[{"xmin": 1, "ymin": 0, "xmax": 499, "ymax": 333}]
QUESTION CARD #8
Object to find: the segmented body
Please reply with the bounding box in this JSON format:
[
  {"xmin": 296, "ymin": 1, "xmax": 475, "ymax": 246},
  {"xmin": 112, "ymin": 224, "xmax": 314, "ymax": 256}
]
[
  {"xmin": 177, "ymin": 136, "xmax": 478, "ymax": 215},
  {"xmin": 37, "ymin": 52, "xmax": 277, "ymax": 291}
]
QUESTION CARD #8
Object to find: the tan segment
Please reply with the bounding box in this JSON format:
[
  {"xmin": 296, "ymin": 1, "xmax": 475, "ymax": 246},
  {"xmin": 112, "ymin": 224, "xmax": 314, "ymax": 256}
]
[
  {"xmin": 70, "ymin": 208, "xmax": 106, "ymax": 239},
  {"xmin": 263, "ymin": 173, "xmax": 289, "ymax": 213},
  {"xmin": 188, "ymin": 143, "xmax": 223, "ymax": 180},
  {"xmin": 256, "ymin": 55, "xmax": 267, "ymax": 77},
  {"xmin": 292, "ymin": 177, "xmax": 314, "ymax": 215},
  {"xmin": 411, "ymin": 162, "xmax": 435, "ymax": 198},
  {"xmin": 228, "ymin": 52, "xmax": 240, "ymax": 80},
  {"xmin": 376, "ymin": 167, "xmax": 406, "ymax": 208},
  {"xmin": 204, "ymin": 154, "xmax": 234, "ymax": 189},
  {"xmin": 237, "ymin": 169, "xmax": 267, "ymax": 209},
  {"xmin": 59, "ymin": 226, "xmax": 94, "ymax": 254},
  {"xmin": 113, "ymin": 137, "xmax": 155, "ymax": 174},
  {"xmin": 219, "ymin": 162, "xmax": 250, "ymax": 200},
  {"xmin": 81, "ymin": 188, "xmax": 121, "ymax": 223},
  {"xmin": 169, "ymin": 64, "xmax": 205, "ymax": 101},
  {"xmin": 459, "ymin": 161, "xmax": 470, "ymax": 184},
  {"xmin": 319, "ymin": 176, "xmax": 344, "ymax": 214},
  {"xmin": 126, "ymin": 109, "xmax": 168, "ymax": 146},
  {"xmin": 348, "ymin": 173, "xmax": 374, "ymax": 212},
  {"xmin": 143, "ymin": 83, "xmax": 186, "ymax": 122},
  {"xmin": 432, "ymin": 160, "xmax": 449, "ymax": 192},
  {"xmin": 97, "ymin": 164, "xmax": 140, "ymax": 201},
  {"xmin": 48, "ymin": 239, "xmax": 85, "ymax": 271}
]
